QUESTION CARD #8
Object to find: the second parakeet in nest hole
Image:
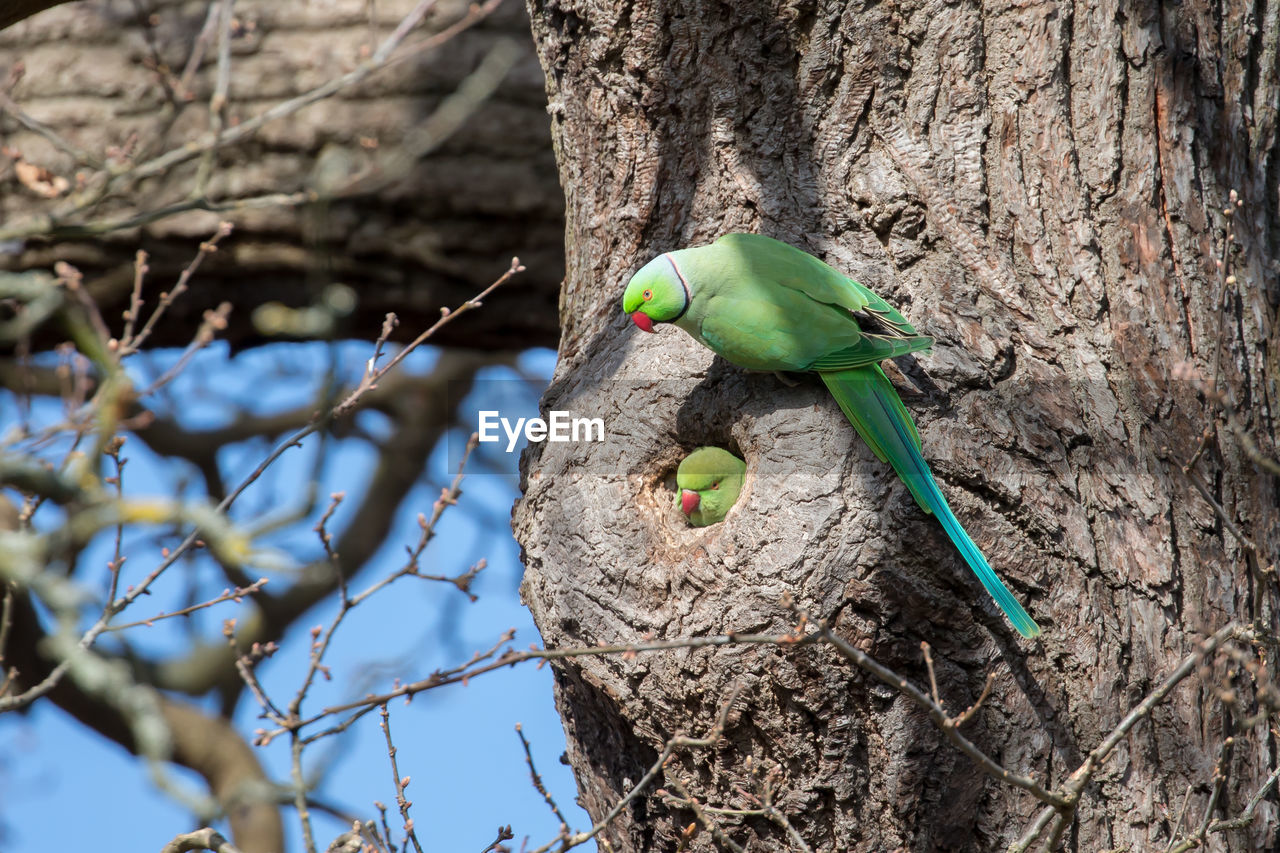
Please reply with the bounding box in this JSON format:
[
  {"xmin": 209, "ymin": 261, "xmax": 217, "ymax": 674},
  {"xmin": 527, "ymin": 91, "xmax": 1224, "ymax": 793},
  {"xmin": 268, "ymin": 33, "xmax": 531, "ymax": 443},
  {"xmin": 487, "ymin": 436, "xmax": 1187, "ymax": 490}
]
[{"xmin": 675, "ymin": 447, "xmax": 746, "ymax": 527}]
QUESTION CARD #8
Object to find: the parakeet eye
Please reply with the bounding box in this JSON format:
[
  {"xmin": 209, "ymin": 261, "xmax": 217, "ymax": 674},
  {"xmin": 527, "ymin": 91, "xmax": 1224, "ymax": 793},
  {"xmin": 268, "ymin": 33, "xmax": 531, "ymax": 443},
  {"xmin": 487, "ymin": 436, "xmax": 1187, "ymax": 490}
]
[
  {"xmin": 643, "ymin": 289, "xmax": 653, "ymax": 300},
  {"xmin": 711, "ymin": 482, "xmax": 720, "ymax": 490}
]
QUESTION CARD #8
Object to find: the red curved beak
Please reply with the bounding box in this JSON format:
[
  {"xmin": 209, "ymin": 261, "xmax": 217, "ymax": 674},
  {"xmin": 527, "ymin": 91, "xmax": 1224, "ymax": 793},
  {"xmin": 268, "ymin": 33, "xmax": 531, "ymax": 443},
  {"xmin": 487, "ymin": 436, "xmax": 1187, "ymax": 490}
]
[
  {"xmin": 630, "ymin": 310, "xmax": 655, "ymax": 333},
  {"xmin": 680, "ymin": 489, "xmax": 700, "ymax": 516}
]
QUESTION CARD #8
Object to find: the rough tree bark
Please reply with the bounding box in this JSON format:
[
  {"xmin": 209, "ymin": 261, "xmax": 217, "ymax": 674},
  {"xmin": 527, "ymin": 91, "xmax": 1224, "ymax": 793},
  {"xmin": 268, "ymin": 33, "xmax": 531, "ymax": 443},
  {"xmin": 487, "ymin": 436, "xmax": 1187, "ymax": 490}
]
[
  {"xmin": 0, "ymin": 0, "xmax": 563, "ymax": 351},
  {"xmin": 516, "ymin": 0, "xmax": 1279, "ymax": 850}
]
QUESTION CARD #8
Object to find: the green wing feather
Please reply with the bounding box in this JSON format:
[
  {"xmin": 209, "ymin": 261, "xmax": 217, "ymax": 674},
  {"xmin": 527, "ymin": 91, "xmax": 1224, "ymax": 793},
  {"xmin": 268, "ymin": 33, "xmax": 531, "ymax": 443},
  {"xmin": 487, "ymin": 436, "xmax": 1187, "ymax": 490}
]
[
  {"xmin": 712, "ymin": 233, "xmax": 924, "ymax": 339},
  {"xmin": 821, "ymin": 366, "xmax": 1041, "ymax": 639},
  {"xmin": 807, "ymin": 332, "xmax": 934, "ymax": 372}
]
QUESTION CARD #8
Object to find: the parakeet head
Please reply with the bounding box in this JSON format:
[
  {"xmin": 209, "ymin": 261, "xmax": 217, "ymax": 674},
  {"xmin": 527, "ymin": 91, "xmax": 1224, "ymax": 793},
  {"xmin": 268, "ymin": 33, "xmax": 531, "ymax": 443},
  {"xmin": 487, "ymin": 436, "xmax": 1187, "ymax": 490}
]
[
  {"xmin": 674, "ymin": 446, "xmax": 746, "ymax": 527},
  {"xmin": 622, "ymin": 253, "xmax": 690, "ymax": 333}
]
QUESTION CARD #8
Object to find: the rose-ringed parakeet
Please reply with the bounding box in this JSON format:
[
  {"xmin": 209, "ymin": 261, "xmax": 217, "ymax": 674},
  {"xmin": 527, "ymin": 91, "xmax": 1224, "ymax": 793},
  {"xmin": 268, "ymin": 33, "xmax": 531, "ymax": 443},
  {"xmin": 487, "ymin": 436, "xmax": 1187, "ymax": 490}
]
[
  {"xmin": 676, "ymin": 447, "xmax": 746, "ymax": 527},
  {"xmin": 622, "ymin": 233, "xmax": 1041, "ymax": 638}
]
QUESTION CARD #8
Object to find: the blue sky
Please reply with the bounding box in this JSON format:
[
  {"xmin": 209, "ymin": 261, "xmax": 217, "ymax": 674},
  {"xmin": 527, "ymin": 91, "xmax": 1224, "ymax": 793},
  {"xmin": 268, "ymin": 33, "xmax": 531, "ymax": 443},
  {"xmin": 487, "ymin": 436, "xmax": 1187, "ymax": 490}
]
[{"xmin": 0, "ymin": 342, "xmax": 595, "ymax": 852}]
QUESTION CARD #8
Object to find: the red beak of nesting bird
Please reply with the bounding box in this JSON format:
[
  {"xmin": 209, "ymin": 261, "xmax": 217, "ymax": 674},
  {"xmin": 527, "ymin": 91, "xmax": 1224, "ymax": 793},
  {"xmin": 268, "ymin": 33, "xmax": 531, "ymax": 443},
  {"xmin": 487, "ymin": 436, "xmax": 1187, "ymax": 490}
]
[
  {"xmin": 680, "ymin": 489, "xmax": 700, "ymax": 516},
  {"xmin": 630, "ymin": 311, "xmax": 654, "ymax": 333}
]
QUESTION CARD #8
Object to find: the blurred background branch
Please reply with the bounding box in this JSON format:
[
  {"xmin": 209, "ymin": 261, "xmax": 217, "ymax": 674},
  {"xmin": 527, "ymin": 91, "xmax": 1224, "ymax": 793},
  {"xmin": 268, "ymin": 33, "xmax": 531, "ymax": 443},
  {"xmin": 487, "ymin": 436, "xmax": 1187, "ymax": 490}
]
[{"xmin": 0, "ymin": 3, "xmax": 573, "ymax": 851}]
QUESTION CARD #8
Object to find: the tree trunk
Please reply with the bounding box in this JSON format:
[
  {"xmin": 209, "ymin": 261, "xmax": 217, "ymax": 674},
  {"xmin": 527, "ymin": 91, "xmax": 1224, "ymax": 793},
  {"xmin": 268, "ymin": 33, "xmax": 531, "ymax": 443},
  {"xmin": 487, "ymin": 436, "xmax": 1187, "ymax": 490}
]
[
  {"xmin": 516, "ymin": 0, "xmax": 1279, "ymax": 850},
  {"xmin": 0, "ymin": 0, "xmax": 563, "ymax": 352}
]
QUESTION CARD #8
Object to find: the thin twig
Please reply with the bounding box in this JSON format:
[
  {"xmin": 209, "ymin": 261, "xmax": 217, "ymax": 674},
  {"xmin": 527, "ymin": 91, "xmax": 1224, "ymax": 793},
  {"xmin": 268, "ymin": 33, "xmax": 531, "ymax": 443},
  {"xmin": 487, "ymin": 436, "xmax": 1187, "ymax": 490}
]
[
  {"xmin": 1163, "ymin": 784, "xmax": 1195, "ymax": 853},
  {"xmin": 373, "ymin": 0, "xmax": 439, "ymax": 64},
  {"xmin": 1182, "ymin": 465, "xmax": 1259, "ymax": 555},
  {"xmin": 664, "ymin": 776, "xmax": 747, "ymax": 853},
  {"xmin": 230, "ymin": 629, "xmax": 285, "ymax": 725},
  {"xmin": 347, "ymin": 436, "xmax": 479, "ymax": 607},
  {"xmin": 118, "ymin": 222, "xmax": 233, "ymax": 356},
  {"xmin": 380, "ymin": 703, "xmax": 424, "ymax": 853},
  {"xmin": 1007, "ymin": 804, "xmax": 1060, "ymax": 853},
  {"xmin": 0, "ymin": 88, "xmax": 105, "ymax": 169},
  {"xmin": 296, "ymin": 626, "xmax": 521, "ymax": 743},
  {"xmin": 0, "ymin": 583, "xmax": 15, "ymax": 675},
  {"xmin": 291, "ymin": 723, "xmax": 317, "ymax": 853},
  {"xmin": 1066, "ymin": 623, "xmax": 1247, "ymax": 791},
  {"xmin": 819, "ymin": 624, "xmax": 1066, "ymax": 807},
  {"xmin": 176, "ymin": 2, "xmax": 223, "ymax": 98},
  {"xmin": 1008, "ymin": 623, "xmax": 1251, "ymax": 853},
  {"xmin": 192, "ymin": 0, "xmax": 235, "ymax": 195},
  {"xmin": 333, "ymin": 257, "xmax": 525, "ymax": 416},
  {"xmin": 954, "ymin": 672, "xmax": 997, "ymax": 728},
  {"xmin": 517, "ymin": 723, "xmax": 571, "ymax": 834},
  {"xmin": 1191, "ymin": 738, "xmax": 1233, "ymax": 841},
  {"xmin": 104, "ymin": 579, "xmax": 267, "ymax": 632},
  {"xmin": 922, "ymin": 641, "xmax": 942, "ymax": 706},
  {"xmin": 120, "ymin": 250, "xmax": 149, "ymax": 347},
  {"xmin": 304, "ymin": 635, "xmax": 767, "ymax": 730},
  {"xmin": 103, "ymin": 435, "xmax": 127, "ymax": 606},
  {"xmin": 1208, "ymin": 761, "xmax": 1280, "ymax": 831},
  {"xmin": 139, "ymin": 302, "xmax": 233, "ymax": 396},
  {"xmin": 479, "ymin": 826, "xmax": 514, "ymax": 853},
  {"xmin": 526, "ymin": 684, "xmax": 745, "ymax": 853}
]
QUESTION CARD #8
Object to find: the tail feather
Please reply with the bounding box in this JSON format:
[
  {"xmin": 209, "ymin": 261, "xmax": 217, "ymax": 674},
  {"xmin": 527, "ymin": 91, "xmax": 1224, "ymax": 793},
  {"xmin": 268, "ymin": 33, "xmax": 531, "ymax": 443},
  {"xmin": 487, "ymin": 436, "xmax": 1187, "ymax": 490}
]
[{"xmin": 820, "ymin": 367, "xmax": 1042, "ymax": 638}]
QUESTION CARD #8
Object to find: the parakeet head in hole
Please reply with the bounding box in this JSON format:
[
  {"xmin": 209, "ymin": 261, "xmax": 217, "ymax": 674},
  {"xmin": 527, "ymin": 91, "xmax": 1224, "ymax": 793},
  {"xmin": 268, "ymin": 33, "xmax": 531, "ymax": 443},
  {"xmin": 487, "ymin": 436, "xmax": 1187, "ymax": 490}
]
[{"xmin": 675, "ymin": 447, "xmax": 746, "ymax": 527}]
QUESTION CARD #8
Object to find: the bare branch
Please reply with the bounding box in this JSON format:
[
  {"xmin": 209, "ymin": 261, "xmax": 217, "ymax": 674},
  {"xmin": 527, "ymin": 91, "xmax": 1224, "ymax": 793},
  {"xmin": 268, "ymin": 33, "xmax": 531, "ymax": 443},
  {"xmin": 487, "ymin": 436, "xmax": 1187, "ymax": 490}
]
[
  {"xmin": 118, "ymin": 221, "xmax": 234, "ymax": 356},
  {"xmin": 192, "ymin": 0, "xmax": 234, "ymax": 196},
  {"xmin": 1066, "ymin": 623, "xmax": 1248, "ymax": 792},
  {"xmin": 0, "ymin": 84, "xmax": 104, "ymax": 169},
  {"xmin": 104, "ymin": 579, "xmax": 268, "ymax": 633},
  {"xmin": 0, "ymin": 0, "xmax": 509, "ymax": 242},
  {"xmin": 527, "ymin": 684, "xmax": 746, "ymax": 853},
  {"xmin": 663, "ymin": 775, "xmax": 747, "ymax": 853},
  {"xmin": 818, "ymin": 623, "xmax": 1066, "ymax": 807},
  {"xmin": 334, "ymin": 258, "xmax": 526, "ymax": 417},
  {"xmin": 379, "ymin": 703, "xmax": 424, "ymax": 853},
  {"xmin": 479, "ymin": 826, "xmax": 514, "ymax": 853},
  {"xmin": 1009, "ymin": 622, "xmax": 1252, "ymax": 852},
  {"xmin": 516, "ymin": 723, "xmax": 571, "ymax": 836},
  {"xmin": 1208, "ymin": 761, "xmax": 1280, "ymax": 832}
]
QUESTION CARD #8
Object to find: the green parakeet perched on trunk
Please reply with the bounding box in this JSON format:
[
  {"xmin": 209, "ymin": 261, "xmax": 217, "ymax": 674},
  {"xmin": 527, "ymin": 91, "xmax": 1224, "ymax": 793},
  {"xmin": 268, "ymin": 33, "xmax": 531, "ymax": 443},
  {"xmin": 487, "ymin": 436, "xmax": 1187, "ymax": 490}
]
[
  {"xmin": 676, "ymin": 447, "xmax": 747, "ymax": 527},
  {"xmin": 622, "ymin": 232, "xmax": 1041, "ymax": 638}
]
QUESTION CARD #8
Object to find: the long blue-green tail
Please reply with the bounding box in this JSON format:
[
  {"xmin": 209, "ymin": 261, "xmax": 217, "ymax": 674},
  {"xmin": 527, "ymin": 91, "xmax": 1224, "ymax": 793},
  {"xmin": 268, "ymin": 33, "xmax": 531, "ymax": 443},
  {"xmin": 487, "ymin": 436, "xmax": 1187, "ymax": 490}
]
[{"xmin": 820, "ymin": 366, "xmax": 1042, "ymax": 638}]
